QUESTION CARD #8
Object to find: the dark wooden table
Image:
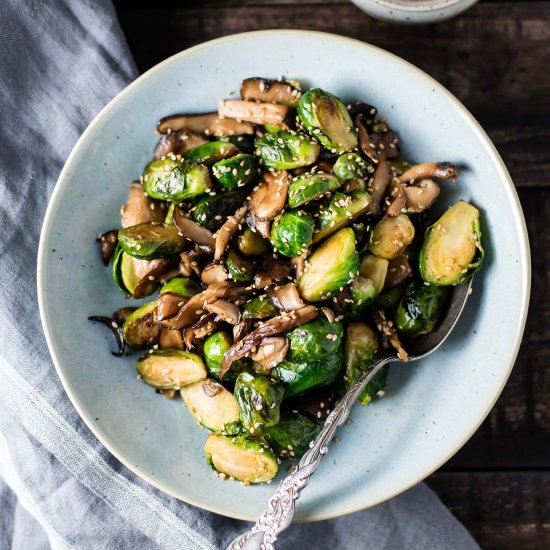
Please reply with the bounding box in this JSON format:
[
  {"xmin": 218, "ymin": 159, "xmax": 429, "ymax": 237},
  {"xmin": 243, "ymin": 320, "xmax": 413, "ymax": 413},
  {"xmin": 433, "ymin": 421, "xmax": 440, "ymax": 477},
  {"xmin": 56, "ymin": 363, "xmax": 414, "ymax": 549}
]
[{"xmin": 112, "ymin": 1, "xmax": 549, "ymax": 547}]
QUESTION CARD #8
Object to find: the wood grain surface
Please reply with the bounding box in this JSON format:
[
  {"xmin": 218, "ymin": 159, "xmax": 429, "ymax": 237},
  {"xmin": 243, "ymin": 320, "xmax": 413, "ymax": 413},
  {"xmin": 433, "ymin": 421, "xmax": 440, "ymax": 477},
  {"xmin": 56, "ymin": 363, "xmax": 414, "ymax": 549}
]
[{"xmin": 112, "ymin": 1, "xmax": 549, "ymax": 547}]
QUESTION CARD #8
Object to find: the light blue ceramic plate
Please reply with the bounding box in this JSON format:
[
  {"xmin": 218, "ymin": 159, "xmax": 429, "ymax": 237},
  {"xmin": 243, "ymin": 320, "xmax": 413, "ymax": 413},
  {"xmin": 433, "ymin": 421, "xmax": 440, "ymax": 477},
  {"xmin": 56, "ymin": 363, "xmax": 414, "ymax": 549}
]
[{"xmin": 37, "ymin": 30, "xmax": 530, "ymax": 521}]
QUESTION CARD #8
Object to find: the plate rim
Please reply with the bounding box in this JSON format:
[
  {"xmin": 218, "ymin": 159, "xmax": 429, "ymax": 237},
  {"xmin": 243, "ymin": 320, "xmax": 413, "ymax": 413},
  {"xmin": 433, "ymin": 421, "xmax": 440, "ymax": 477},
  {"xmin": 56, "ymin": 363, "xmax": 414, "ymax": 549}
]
[{"xmin": 37, "ymin": 29, "xmax": 531, "ymax": 522}]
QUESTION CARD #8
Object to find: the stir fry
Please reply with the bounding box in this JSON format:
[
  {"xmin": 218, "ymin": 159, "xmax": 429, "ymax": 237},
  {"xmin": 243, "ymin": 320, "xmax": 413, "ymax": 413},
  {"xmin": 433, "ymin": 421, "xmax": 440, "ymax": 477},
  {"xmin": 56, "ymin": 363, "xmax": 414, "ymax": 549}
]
[{"xmin": 90, "ymin": 77, "xmax": 484, "ymax": 485}]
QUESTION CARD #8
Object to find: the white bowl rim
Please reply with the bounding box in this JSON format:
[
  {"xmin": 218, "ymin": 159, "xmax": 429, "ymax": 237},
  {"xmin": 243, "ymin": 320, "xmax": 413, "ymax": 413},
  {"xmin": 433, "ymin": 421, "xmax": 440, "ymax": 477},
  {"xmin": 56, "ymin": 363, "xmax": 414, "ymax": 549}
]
[
  {"xmin": 356, "ymin": 0, "xmax": 476, "ymax": 12},
  {"xmin": 37, "ymin": 29, "xmax": 531, "ymax": 522}
]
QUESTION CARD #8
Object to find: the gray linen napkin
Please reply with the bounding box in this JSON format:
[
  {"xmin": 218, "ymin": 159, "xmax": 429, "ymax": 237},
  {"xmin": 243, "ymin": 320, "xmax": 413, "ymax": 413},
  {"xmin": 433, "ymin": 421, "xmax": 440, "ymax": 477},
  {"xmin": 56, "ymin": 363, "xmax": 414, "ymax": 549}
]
[{"xmin": 0, "ymin": 1, "xmax": 480, "ymax": 548}]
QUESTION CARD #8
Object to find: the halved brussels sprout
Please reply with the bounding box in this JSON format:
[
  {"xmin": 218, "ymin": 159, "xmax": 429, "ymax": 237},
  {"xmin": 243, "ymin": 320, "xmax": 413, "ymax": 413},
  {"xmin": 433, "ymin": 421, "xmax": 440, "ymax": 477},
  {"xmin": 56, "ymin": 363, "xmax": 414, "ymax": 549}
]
[
  {"xmin": 192, "ymin": 188, "xmax": 248, "ymax": 231},
  {"xmin": 344, "ymin": 322, "xmax": 387, "ymax": 406},
  {"xmin": 264, "ymin": 411, "xmax": 320, "ymax": 459},
  {"xmin": 204, "ymin": 433, "xmax": 278, "ymax": 484},
  {"xmin": 225, "ymin": 248, "xmax": 258, "ymax": 282},
  {"xmin": 234, "ymin": 371, "xmax": 284, "ymax": 434},
  {"xmin": 136, "ymin": 349, "xmax": 206, "ymax": 389},
  {"xmin": 122, "ymin": 300, "xmax": 159, "ymax": 349},
  {"xmin": 237, "ymin": 227, "xmax": 271, "ymax": 257},
  {"xmin": 159, "ymin": 277, "xmax": 200, "ymax": 298},
  {"xmin": 346, "ymin": 276, "xmax": 378, "ymax": 320},
  {"xmin": 219, "ymin": 134, "xmax": 255, "ymax": 154},
  {"xmin": 298, "ymin": 228, "xmax": 359, "ymax": 302},
  {"xmin": 272, "ymin": 351, "xmax": 343, "ymax": 398},
  {"xmin": 287, "ymin": 173, "xmax": 342, "ymax": 208},
  {"xmin": 368, "ymin": 215, "xmax": 415, "ymax": 260},
  {"xmin": 142, "ymin": 157, "xmax": 212, "ymax": 201},
  {"xmin": 419, "ymin": 201, "xmax": 484, "ymax": 285},
  {"xmin": 203, "ymin": 331, "xmax": 247, "ymax": 381},
  {"xmin": 184, "ymin": 141, "xmax": 240, "ymax": 166},
  {"xmin": 374, "ymin": 286, "xmax": 404, "ymax": 311},
  {"xmin": 112, "ymin": 245, "xmax": 157, "ymax": 297},
  {"xmin": 242, "ymin": 297, "xmax": 278, "ymax": 320},
  {"xmin": 255, "ymin": 130, "xmax": 320, "ymax": 170},
  {"xmin": 181, "ymin": 379, "xmax": 241, "ymax": 435},
  {"xmin": 333, "ymin": 152, "xmax": 370, "ymax": 181},
  {"xmin": 270, "ymin": 210, "xmax": 315, "ymax": 258},
  {"xmin": 297, "ymin": 88, "xmax": 357, "ymax": 153},
  {"xmin": 118, "ymin": 222, "xmax": 186, "ymax": 260},
  {"xmin": 313, "ymin": 191, "xmax": 372, "ymax": 244},
  {"xmin": 212, "ymin": 154, "xmax": 258, "ymax": 190},
  {"xmin": 287, "ymin": 317, "xmax": 343, "ymax": 363},
  {"xmin": 395, "ymin": 280, "xmax": 449, "ymax": 337},
  {"xmin": 358, "ymin": 254, "xmax": 388, "ymax": 294}
]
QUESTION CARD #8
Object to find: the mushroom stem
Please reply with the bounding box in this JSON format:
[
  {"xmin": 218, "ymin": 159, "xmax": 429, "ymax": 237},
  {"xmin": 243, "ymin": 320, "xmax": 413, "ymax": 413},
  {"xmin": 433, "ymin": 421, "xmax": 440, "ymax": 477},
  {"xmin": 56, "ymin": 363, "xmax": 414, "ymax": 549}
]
[{"xmin": 397, "ymin": 162, "xmax": 457, "ymax": 184}]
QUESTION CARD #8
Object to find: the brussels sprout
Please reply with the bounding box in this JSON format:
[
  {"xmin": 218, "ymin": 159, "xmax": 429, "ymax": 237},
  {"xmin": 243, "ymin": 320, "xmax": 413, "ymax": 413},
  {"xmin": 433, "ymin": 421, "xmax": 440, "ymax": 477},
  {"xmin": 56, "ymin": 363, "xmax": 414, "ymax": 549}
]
[
  {"xmin": 112, "ymin": 245, "xmax": 156, "ymax": 297},
  {"xmin": 234, "ymin": 371, "xmax": 284, "ymax": 434},
  {"xmin": 237, "ymin": 227, "xmax": 271, "ymax": 257},
  {"xmin": 181, "ymin": 379, "xmax": 241, "ymax": 435},
  {"xmin": 297, "ymin": 88, "xmax": 357, "ymax": 153},
  {"xmin": 255, "ymin": 130, "xmax": 320, "ymax": 170},
  {"xmin": 203, "ymin": 331, "xmax": 248, "ymax": 381},
  {"xmin": 204, "ymin": 433, "xmax": 278, "ymax": 484},
  {"xmin": 287, "ymin": 317, "xmax": 343, "ymax": 363},
  {"xmin": 344, "ymin": 322, "xmax": 387, "ymax": 406},
  {"xmin": 264, "ymin": 411, "xmax": 320, "ymax": 459},
  {"xmin": 225, "ymin": 248, "xmax": 258, "ymax": 282},
  {"xmin": 298, "ymin": 228, "xmax": 359, "ymax": 302},
  {"xmin": 136, "ymin": 349, "xmax": 207, "ymax": 389},
  {"xmin": 333, "ymin": 152, "xmax": 370, "ymax": 181},
  {"xmin": 287, "ymin": 173, "xmax": 342, "ymax": 208},
  {"xmin": 192, "ymin": 188, "xmax": 248, "ymax": 231},
  {"xmin": 142, "ymin": 157, "xmax": 212, "ymax": 201},
  {"xmin": 313, "ymin": 191, "xmax": 372, "ymax": 244},
  {"xmin": 394, "ymin": 280, "xmax": 449, "ymax": 337},
  {"xmin": 184, "ymin": 141, "xmax": 240, "ymax": 166},
  {"xmin": 346, "ymin": 276, "xmax": 378, "ymax": 319},
  {"xmin": 358, "ymin": 254, "xmax": 388, "ymax": 294},
  {"xmin": 212, "ymin": 154, "xmax": 258, "ymax": 190},
  {"xmin": 219, "ymin": 134, "xmax": 255, "ymax": 154},
  {"xmin": 242, "ymin": 297, "xmax": 278, "ymax": 319},
  {"xmin": 121, "ymin": 300, "xmax": 159, "ymax": 349},
  {"xmin": 159, "ymin": 277, "xmax": 200, "ymax": 298},
  {"xmin": 419, "ymin": 201, "xmax": 484, "ymax": 285},
  {"xmin": 118, "ymin": 222, "xmax": 186, "ymax": 260},
  {"xmin": 270, "ymin": 210, "xmax": 315, "ymax": 258},
  {"xmin": 368, "ymin": 215, "xmax": 415, "ymax": 260},
  {"xmin": 374, "ymin": 286, "xmax": 404, "ymax": 311},
  {"xmin": 272, "ymin": 351, "xmax": 343, "ymax": 397}
]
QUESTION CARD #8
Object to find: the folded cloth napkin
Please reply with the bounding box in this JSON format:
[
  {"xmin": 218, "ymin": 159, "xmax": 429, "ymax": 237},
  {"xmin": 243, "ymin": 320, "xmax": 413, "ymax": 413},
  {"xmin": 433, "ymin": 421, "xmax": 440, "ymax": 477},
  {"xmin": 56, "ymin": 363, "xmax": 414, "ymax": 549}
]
[{"xmin": 0, "ymin": 1, "xmax": 480, "ymax": 548}]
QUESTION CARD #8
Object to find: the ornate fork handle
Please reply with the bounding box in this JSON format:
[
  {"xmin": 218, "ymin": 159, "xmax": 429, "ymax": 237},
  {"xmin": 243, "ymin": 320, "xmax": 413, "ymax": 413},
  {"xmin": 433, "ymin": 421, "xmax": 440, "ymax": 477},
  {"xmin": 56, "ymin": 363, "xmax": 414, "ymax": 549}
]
[{"xmin": 227, "ymin": 356, "xmax": 393, "ymax": 550}]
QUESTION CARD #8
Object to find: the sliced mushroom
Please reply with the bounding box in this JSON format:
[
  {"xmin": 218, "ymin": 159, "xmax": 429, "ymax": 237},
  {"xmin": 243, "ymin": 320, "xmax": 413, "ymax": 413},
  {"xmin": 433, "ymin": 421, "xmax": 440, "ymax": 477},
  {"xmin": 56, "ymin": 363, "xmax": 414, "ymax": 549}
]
[
  {"xmin": 134, "ymin": 255, "xmax": 180, "ymax": 299},
  {"xmin": 233, "ymin": 319, "xmax": 253, "ymax": 342},
  {"xmin": 349, "ymin": 101, "xmax": 377, "ymax": 123},
  {"xmin": 385, "ymin": 178, "xmax": 407, "ymax": 218},
  {"xmin": 97, "ymin": 230, "xmax": 118, "ymax": 266},
  {"xmin": 113, "ymin": 307, "xmax": 137, "ymax": 326},
  {"xmin": 291, "ymin": 252, "xmax": 308, "ymax": 280},
  {"xmin": 246, "ymin": 212, "xmax": 271, "ymax": 240},
  {"xmin": 159, "ymin": 328, "xmax": 185, "ymax": 350},
  {"xmin": 262, "ymin": 256, "xmax": 292, "ymax": 282},
  {"xmin": 218, "ymin": 100, "xmax": 289, "ymax": 126},
  {"xmin": 157, "ymin": 292, "xmax": 188, "ymax": 321},
  {"xmin": 214, "ymin": 206, "xmax": 248, "ymax": 261},
  {"xmin": 368, "ymin": 156, "xmax": 391, "ymax": 216},
  {"xmin": 268, "ymin": 283, "xmax": 304, "ymax": 311},
  {"xmin": 373, "ymin": 309, "xmax": 408, "ymax": 362},
  {"xmin": 158, "ymin": 389, "xmax": 178, "ymax": 400},
  {"xmin": 121, "ymin": 182, "xmax": 165, "ymax": 228},
  {"xmin": 254, "ymin": 272, "xmax": 273, "ymax": 289},
  {"xmin": 248, "ymin": 170, "xmax": 290, "ymax": 238},
  {"xmin": 219, "ymin": 305, "xmax": 318, "ymax": 378},
  {"xmin": 355, "ymin": 115, "xmax": 379, "ymax": 164},
  {"xmin": 157, "ymin": 112, "xmax": 254, "ymax": 136},
  {"xmin": 250, "ymin": 337, "xmax": 289, "ymax": 370},
  {"xmin": 402, "ymin": 179, "xmax": 440, "ymax": 213},
  {"xmin": 183, "ymin": 313, "xmax": 218, "ymax": 350},
  {"xmin": 153, "ymin": 129, "xmax": 208, "ymax": 160},
  {"xmin": 370, "ymin": 130, "xmax": 399, "ymax": 160},
  {"xmin": 320, "ymin": 307, "xmax": 336, "ymax": 324},
  {"xmin": 241, "ymin": 77, "xmax": 301, "ymax": 104},
  {"xmin": 205, "ymin": 300, "xmax": 241, "ymax": 325},
  {"xmin": 397, "ymin": 162, "xmax": 457, "ymax": 184},
  {"xmin": 87, "ymin": 316, "xmax": 125, "ymax": 357},
  {"xmin": 201, "ymin": 262, "xmax": 228, "ymax": 285},
  {"xmin": 179, "ymin": 251, "xmax": 200, "ymax": 277},
  {"xmin": 384, "ymin": 254, "xmax": 413, "ymax": 290},
  {"xmin": 173, "ymin": 206, "xmax": 215, "ymax": 252}
]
